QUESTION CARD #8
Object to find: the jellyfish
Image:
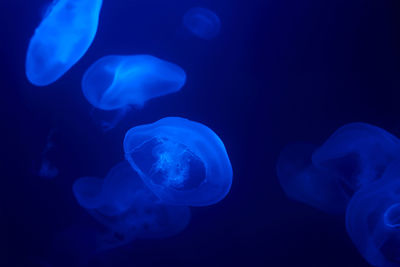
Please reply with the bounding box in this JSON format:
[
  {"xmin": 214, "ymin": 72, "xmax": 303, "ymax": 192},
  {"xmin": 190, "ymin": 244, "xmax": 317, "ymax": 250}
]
[
  {"xmin": 346, "ymin": 160, "xmax": 400, "ymax": 267},
  {"xmin": 312, "ymin": 123, "xmax": 400, "ymax": 196},
  {"xmin": 72, "ymin": 177, "xmax": 104, "ymax": 209},
  {"xmin": 26, "ymin": 0, "xmax": 103, "ymax": 86},
  {"xmin": 73, "ymin": 162, "xmax": 191, "ymax": 246},
  {"xmin": 183, "ymin": 7, "xmax": 221, "ymax": 40},
  {"xmin": 124, "ymin": 117, "xmax": 233, "ymax": 206},
  {"xmin": 276, "ymin": 143, "xmax": 349, "ymax": 214},
  {"xmin": 81, "ymin": 55, "xmax": 186, "ymax": 111}
]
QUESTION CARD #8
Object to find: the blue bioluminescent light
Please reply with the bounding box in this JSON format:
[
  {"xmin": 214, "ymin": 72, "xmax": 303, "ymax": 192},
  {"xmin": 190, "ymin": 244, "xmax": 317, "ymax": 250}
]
[
  {"xmin": 72, "ymin": 176, "xmax": 104, "ymax": 210},
  {"xmin": 82, "ymin": 55, "xmax": 186, "ymax": 111},
  {"xmin": 346, "ymin": 160, "xmax": 400, "ymax": 267},
  {"xmin": 124, "ymin": 117, "xmax": 233, "ymax": 207},
  {"xmin": 26, "ymin": 0, "xmax": 103, "ymax": 86},
  {"xmin": 183, "ymin": 7, "xmax": 221, "ymax": 40}
]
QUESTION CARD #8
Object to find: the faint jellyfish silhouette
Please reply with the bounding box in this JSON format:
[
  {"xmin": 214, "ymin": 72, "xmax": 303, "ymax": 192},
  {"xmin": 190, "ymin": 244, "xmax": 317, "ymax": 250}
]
[
  {"xmin": 26, "ymin": 0, "xmax": 103, "ymax": 86},
  {"xmin": 346, "ymin": 160, "xmax": 400, "ymax": 267},
  {"xmin": 312, "ymin": 123, "xmax": 400, "ymax": 196},
  {"xmin": 82, "ymin": 55, "xmax": 186, "ymax": 129},
  {"xmin": 37, "ymin": 129, "xmax": 58, "ymax": 179},
  {"xmin": 124, "ymin": 117, "xmax": 233, "ymax": 206},
  {"xmin": 276, "ymin": 143, "xmax": 349, "ymax": 214},
  {"xmin": 183, "ymin": 7, "xmax": 221, "ymax": 40},
  {"xmin": 72, "ymin": 177, "xmax": 104, "ymax": 209}
]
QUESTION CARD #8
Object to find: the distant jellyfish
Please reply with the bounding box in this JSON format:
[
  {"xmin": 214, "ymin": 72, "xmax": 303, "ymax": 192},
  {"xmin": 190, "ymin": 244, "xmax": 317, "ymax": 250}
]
[
  {"xmin": 72, "ymin": 177, "xmax": 104, "ymax": 209},
  {"xmin": 82, "ymin": 55, "xmax": 186, "ymax": 111},
  {"xmin": 73, "ymin": 162, "xmax": 191, "ymax": 247},
  {"xmin": 26, "ymin": 0, "xmax": 103, "ymax": 86},
  {"xmin": 312, "ymin": 123, "xmax": 400, "ymax": 195},
  {"xmin": 124, "ymin": 117, "xmax": 233, "ymax": 206},
  {"xmin": 277, "ymin": 143, "xmax": 349, "ymax": 214},
  {"xmin": 183, "ymin": 7, "xmax": 221, "ymax": 40},
  {"xmin": 346, "ymin": 160, "xmax": 400, "ymax": 267}
]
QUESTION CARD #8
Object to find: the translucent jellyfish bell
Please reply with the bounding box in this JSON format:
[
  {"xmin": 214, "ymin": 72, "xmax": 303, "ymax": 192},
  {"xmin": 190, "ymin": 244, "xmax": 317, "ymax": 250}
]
[
  {"xmin": 26, "ymin": 0, "xmax": 103, "ymax": 86},
  {"xmin": 124, "ymin": 117, "xmax": 233, "ymax": 206},
  {"xmin": 276, "ymin": 143, "xmax": 349, "ymax": 214},
  {"xmin": 312, "ymin": 123, "xmax": 400, "ymax": 195},
  {"xmin": 346, "ymin": 161, "xmax": 400, "ymax": 267},
  {"xmin": 82, "ymin": 55, "xmax": 186, "ymax": 111},
  {"xmin": 183, "ymin": 7, "xmax": 221, "ymax": 40},
  {"xmin": 88, "ymin": 162, "xmax": 191, "ymax": 243},
  {"xmin": 72, "ymin": 177, "xmax": 104, "ymax": 209}
]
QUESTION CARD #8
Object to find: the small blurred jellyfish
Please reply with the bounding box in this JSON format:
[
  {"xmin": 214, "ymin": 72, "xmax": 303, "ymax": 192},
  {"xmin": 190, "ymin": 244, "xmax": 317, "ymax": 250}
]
[
  {"xmin": 82, "ymin": 55, "xmax": 186, "ymax": 129},
  {"xmin": 36, "ymin": 129, "xmax": 58, "ymax": 179},
  {"xmin": 73, "ymin": 162, "xmax": 190, "ymax": 250},
  {"xmin": 276, "ymin": 143, "xmax": 349, "ymax": 214},
  {"xmin": 312, "ymin": 123, "xmax": 400, "ymax": 196},
  {"xmin": 26, "ymin": 0, "xmax": 103, "ymax": 86},
  {"xmin": 124, "ymin": 117, "xmax": 233, "ymax": 207},
  {"xmin": 183, "ymin": 7, "xmax": 221, "ymax": 40},
  {"xmin": 73, "ymin": 176, "xmax": 104, "ymax": 209},
  {"xmin": 346, "ymin": 160, "xmax": 400, "ymax": 267}
]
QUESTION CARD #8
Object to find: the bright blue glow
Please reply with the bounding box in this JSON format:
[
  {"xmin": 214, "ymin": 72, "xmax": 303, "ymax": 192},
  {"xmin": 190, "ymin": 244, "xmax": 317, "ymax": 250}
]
[
  {"xmin": 72, "ymin": 177, "xmax": 104, "ymax": 209},
  {"xmin": 26, "ymin": 0, "xmax": 102, "ymax": 86},
  {"xmin": 183, "ymin": 7, "xmax": 221, "ymax": 40},
  {"xmin": 276, "ymin": 143, "xmax": 349, "ymax": 214},
  {"xmin": 312, "ymin": 123, "xmax": 400, "ymax": 195},
  {"xmin": 124, "ymin": 117, "xmax": 233, "ymax": 206},
  {"xmin": 82, "ymin": 55, "xmax": 186, "ymax": 111},
  {"xmin": 346, "ymin": 161, "xmax": 400, "ymax": 267},
  {"xmin": 73, "ymin": 162, "xmax": 191, "ymax": 243}
]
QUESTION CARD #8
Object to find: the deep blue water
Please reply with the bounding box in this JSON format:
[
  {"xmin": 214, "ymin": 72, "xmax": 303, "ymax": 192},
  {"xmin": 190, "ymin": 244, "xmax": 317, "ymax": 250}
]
[{"xmin": 2, "ymin": 0, "xmax": 400, "ymax": 266}]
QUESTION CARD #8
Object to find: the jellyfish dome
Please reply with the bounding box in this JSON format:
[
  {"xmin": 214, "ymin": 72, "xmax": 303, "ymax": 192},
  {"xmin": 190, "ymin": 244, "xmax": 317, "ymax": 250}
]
[
  {"xmin": 26, "ymin": 0, "xmax": 103, "ymax": 86},
  {"xmin": 183, "ymin": 7, "xmax": 221, "ymax": 40},
  {"xmin": 72, "ymin": 176, "xmax": 104, "ymax": 209},
  {"xmin": 82, "ymin": 55, "xmax": 186, "ymax": 111},
  {"xmin": 124, "ymin": 117, "xmax": 233, "ymax": 206},
  {"xmin": 312, "ymin": 123, "xmax": 400, "ymax": 195},
  {"xmin": 346, "ymin": 161, "xmax": 400, "ymax": 267},
  {"xmin": 88, "ymin": 162, "xmax": 191, "ymax": 242},
  {"xmin": 276, "ymin": 143, "xmax": 349, "ymax": 214}
]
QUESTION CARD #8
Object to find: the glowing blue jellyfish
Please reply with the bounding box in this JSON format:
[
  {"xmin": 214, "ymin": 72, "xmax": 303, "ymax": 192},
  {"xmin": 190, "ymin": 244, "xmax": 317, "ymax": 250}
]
[
  {"xmin": 124, "ymin": 117, "xmax": 233, "ymax": 206},
  {"xmin": 276, "ymin": 143, "xmax": 349, "ymax": 214},
  {"xmin": 183, "ymin": 7, "xmax": 221, "ymax": 40},
  {"xmin": 312, "ymin": 123, "xmax": 400, "ymax": 195},
  {"xmin": 26, "ymin": 0, "xmax": 103, "ymax": 86},
  {"xmin": 346, "ymin": 161, "xmax": 400, "ymax": 267},
  {"xmin": 73, "ymin": 162, "xmax": 191, "ymax": 245},
  {"xmin": 72, "ymin": 177, "xmax": 104, "ymax": 209},
  {"xmin": 82, "ymin": 55, "xmax": 186, "ymax": 111}
]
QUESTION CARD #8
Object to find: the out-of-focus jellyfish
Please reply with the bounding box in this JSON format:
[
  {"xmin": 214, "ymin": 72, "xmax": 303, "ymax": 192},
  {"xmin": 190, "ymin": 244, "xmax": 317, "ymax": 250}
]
[
  {"xmin": 82, "ymin": 55, "xmax": 186, "ymax": 111},
  {"xmin": 26, "ymin": 0, "xmax": 103, "ymax": 86},
  {"xmin": 35, "ymin": 129, "xmax": 59, "ymax": 179},
  {"xmin": 312, "ymin": 123, "xmax": 400, "ymax": 196},
  {"xmin": 38, "ymin": 159, "xmax": 59, "ymax": 179},
  {"xmin": 72, "ymin": 177, "xmax": 104, "ymax": 209},
  {"xmin": 276, "ymin": 143, "xmax": 349, "ymax": 214},
  {"xmin": 183, "ymin": 7, "xmax": 221, "ymax": 40},
  {"xmin": 346, "ymin": 160, "xmax": 400, "ymax": 267},
  {"xmin": 73, "ymin": 162, "xmax": 191, "ymax": 247},
  {"xmin": 124, "ymin": 117, "xmax": 233, "ymax": 206}
]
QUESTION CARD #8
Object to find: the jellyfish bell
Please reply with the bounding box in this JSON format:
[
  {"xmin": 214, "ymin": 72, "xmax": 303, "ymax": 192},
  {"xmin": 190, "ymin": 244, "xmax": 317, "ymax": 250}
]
[
  {"xmin": 277, "ymin": 143, "xmax": 349, "ymax": 214},
  {"xmin": 26, "ymin": 0, "xmax": 103, "ymax": 86},
  {"xmin": 312, "ymin": 122, "xmax": 400, "ymax": 195},
  {"xmin": 183, "ymin": 7, "xmax": 221, "ymax": 40},
  {"xmin": 72, "ymin": 177, "xmax": 104, "ymax": 210},
  {"xmin": 124, "ymin": 117, "xmax": 233, "ymax": 207},
  {"xmin": 82, "ymin": 55, "xmax": 186, "ymax": 111}
]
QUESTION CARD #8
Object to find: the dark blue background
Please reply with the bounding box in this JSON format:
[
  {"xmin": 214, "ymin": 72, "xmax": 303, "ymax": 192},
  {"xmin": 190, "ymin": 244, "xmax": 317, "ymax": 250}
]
[{"xmin": 2, "ymin": 0, "xmax": 400, "ymax": 266}]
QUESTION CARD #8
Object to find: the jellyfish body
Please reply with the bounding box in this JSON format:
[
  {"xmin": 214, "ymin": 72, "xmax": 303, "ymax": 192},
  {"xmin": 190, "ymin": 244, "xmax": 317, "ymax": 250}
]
[
  {"xmin": 26, "ymin": 0, "xmax": 103, "ymax": 86},
  {"xmin": 73, "ymin": 162, "xmax": 190, "ymax": 245},
  {"xmin": 183, "ymin": 7, "xmax": 221, "ymax": 40},
  {"xmin": 312, "ymin": 123, "xmax": 400, "ymax": 196},
  {"xmin": 277, "ymin": 143, "xmax": 349, "ymax": 214},
  {"xmin": 124, "ymin": 117, "xmax": 233, "ymax": 206},
  {"xmin": 346, "ymin": 161, "xmax": 400, "ymax": 267},
  {"xmin": 82, "ymin": 55, "xmax": 186, "ymax": 111},
  {"xmin": 72, "ymin": 177, "xmax": 104, "ymax": 209}
]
